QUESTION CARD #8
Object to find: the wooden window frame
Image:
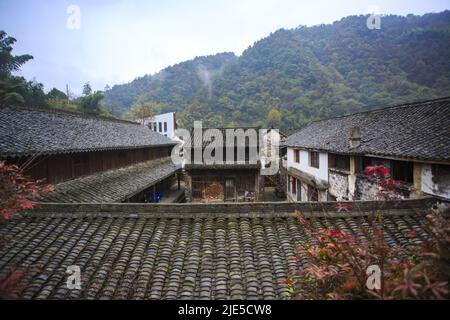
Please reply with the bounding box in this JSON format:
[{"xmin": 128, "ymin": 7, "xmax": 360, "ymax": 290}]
[
  {"xmin": 309, "ymin": 151, "xmax": 320, "ymax": 169},
  {"xmin": 291, "ymin": 176, "xmax": 297, "ymax": 195},
  {"xmin": 294, "ymin": 149, "xmax": 300, "ymax": 163},
  {"xmin": 308, "ymin": 185, "xmax": 319, "ymax": 202}
]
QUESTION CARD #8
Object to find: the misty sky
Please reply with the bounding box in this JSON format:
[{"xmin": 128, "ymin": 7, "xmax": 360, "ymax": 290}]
[{"xmin": 1, "ymin": 0, "xmax": 449, "ymax": 95}]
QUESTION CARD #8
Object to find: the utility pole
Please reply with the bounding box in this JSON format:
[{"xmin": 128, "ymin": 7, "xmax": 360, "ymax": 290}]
[{"xmin": 66, "ymin": 84, "xmax": 70, "ymax": 103}]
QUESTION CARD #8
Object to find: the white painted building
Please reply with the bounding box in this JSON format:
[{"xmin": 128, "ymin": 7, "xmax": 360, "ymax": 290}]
[
  {"xmin": 283, "ymin": 97, "xmax": 450, "ymax": 202},
  {"xmin": 144, "ymin": 112, "xmax": 177, "ymax": 139},
  {"xmin": 284, "ymin": 148, "xmax": 329, "ymax": 202},
  {"xmin": 421, "ymin": 164, "xmax": 450, "ymax": 200}
]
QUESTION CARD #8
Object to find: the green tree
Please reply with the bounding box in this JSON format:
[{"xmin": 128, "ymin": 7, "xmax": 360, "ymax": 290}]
[
  {"xmin": 267, "ymin": 108, "xmax": 282, "ymax": 127},
  {"xmin": 0, "ymin": 31, "xmax": 33, "ymax": 79},
  {"xmin": 126, "ymin": 102, "xmax": 160, "ymax": 124},
  {"xmin": 0, "ymin": 77, "xmax": 25, "ymax": 104},
  {"xmin": 82, "ymin": 82, "xmax": 92, "ymax": 96},
  {"xmin": 47, "ymin": 88, "xmax": 67, "ymax": 100},
  {"xmin": 78, "ymin": 91, "xmax": 105, "ymax": 115},
  {"xmin": 0, "ymin": 31, "xmax": 35, "ymax": 105}
]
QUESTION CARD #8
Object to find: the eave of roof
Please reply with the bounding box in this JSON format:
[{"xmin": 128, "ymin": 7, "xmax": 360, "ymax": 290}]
[{"xmin": 3, "ymin": 143, "xmax": 178, "ymax": 159}]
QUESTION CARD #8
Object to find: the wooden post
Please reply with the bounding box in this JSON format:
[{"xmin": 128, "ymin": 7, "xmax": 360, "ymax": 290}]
[
  {"xmin": 412, "ymin": 163, "xmax": 423, "ymax": 199},
  {"xmin": 348, "ymin": 156, "xmax": 357, "ymax": 200}
]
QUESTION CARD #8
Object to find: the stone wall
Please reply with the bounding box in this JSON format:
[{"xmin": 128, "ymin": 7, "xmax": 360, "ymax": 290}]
[
  {"xmin": 31, "ymin": 198, "xmax": 435, "ymax": 218},
  {"xmin": 422, "ymin": 164, "xmax": 450, "ymax": 200},
  {"xmin": 329, "ymin": 170, "xmax": 350, "ymax": 201},
  {"xmin": 355, "ymin": 175, "xmax": 380, "ymax": 200}
]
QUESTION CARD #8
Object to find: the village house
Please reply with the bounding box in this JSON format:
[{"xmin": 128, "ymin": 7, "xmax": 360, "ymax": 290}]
[
  {"xmin": 0, "ymin": 105, "xmax": 183, "ymax": 203},
  {"xmin": 283, "ymin": 97, "xmax": 450, "ymax": 202},
  {"xmin": 183, "ymin": 127, "xmax": 265, "ymax": 203},
  {"xmin": 144, "ymin": 111, "xmax": 177, "ymax": 139}
]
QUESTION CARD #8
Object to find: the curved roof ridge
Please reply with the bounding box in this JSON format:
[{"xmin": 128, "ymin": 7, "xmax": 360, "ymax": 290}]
[
  {"xmin": 0, "ymin": 104, "xmax": 139, "ymax": 126},
  {"xmin": 308, "ymin": 96, "xmax": 450, "ymax": 125}
]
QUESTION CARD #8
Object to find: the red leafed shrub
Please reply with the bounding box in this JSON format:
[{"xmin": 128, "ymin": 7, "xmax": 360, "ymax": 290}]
[
  {"xmin": 290, "ymin": 209, "xmax": 449, "ymax": 300},
  {"xmin": 0, "ymin": 271, "xmax": 25, "ymax": 299},
  {"xmin": 363, "ymin": 164, "xmax": 411, "ymax": 200},
  {"xmin": 287, "ymin": 165, "xmax": 449, "ymax": 300},
  {"xmin": 364, "ymin": 164, "xmax": 389, "ymax": 177},
  {"xmin": 331, "ymin": 203, "xmax": 353, "ymax": 213},
  {"xmin": 0, "ymin": 160, "xmax": 54, "ymax": 299},
  {"xmin": 0, "ymin": 161, "xmax": 54, "ymax": 220}
]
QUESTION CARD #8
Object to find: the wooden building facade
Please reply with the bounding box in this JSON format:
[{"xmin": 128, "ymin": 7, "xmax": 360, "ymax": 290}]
[
  {"xmin": 185, "ymin": 167, "xmax": 261, "ymax": 203},
  {"xmin": 0, "ymin": 105, "xmax": 181, "ymax": 203},
  {"xmin": 19, "ymin": 146, "xmax": 171, "ymax": 184},
  {"xmin": 183, "ymin": 127, "xmax": 264, "ymax": 203}
]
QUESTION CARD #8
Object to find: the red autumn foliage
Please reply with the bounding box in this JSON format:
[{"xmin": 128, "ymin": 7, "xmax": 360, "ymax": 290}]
[
  {"xmin": 290, "ymin": 209, "xmax": 449, "ymax": 300},
  {"xmin": 364, "ymin": 164, "xmax": 389, "ymax": 177},
  {"xmin": 0, "ymin": 160, "xmax": 54, "ymax": 299},
  {"xmin": 0, "ymin": 161, "xmax": 54, "ymax": 220},
  {"xmin": 0, "ymin": 271, "xmax": 25, "ymax": 299},
  {"xmin": 287, "ymin": 165, "xmax": 449, "ymax": 300},
  {"xmin": 363, "ymin": 164, "xmax": 412, "ymax": 200},
  {"xmin": 331, "ymin": 203, "xmax": 353, "ymax": 213}
]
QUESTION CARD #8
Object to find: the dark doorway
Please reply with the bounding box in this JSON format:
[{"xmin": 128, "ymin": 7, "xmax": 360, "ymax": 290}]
[{"xmin": 225, "ymin": 178, "xmax": 236, "ymax": 202}]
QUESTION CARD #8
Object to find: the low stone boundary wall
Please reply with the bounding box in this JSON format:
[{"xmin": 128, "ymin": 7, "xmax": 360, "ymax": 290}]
[{"xmin": 28, "ymin": 198, "xmax": 438, "ymax": 218}]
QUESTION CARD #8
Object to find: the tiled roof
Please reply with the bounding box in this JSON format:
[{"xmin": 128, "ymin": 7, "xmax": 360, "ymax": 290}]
[
  {"xmin": 0, "ymin": 105, "xmax": 177, "ymax": 158},
  {"xmin": 40, "ymin": 157, "xmax": 180, "ymax": 203},
  {"xmin": 190, "ymin": 127, "xmax": 261, "ymax": 148},
  {"xmin": 0, "ymin": 200, "xmax": 433, "ymax": 300},
  {"xmin": 285, "ymin": 97, "xmax": 450, "ymax": 162}
]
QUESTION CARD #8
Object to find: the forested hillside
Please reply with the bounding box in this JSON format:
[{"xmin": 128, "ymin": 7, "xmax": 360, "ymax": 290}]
[
  {"xmin": 102, "ymin": 53, "xmax": 238, "ymax": 117},
  {"xmin": 103, "ymin": 11, "xmax": 450, "ymax": 129}
]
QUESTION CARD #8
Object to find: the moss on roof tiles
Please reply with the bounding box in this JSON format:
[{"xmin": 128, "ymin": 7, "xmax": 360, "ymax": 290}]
[
  {"xmin": 285, "ymin": 97, "xmax": 450, "ymax": 162},
  {"xmin": 0, "ymin": 105, "xmax": 177, "ymax": 157}
]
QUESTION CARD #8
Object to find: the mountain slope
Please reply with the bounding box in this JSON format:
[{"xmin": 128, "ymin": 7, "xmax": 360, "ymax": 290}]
[
  {"xmin": 104, "ymin": 11, "xmax": 450, "ymax": 128},
  {"xmin": 102, "ymin": 52, "xmax": 237, "ymax": 116}
]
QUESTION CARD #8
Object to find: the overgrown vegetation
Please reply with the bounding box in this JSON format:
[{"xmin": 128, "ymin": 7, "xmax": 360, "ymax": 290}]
[
  {"xmin": 288, "ymin": 165, "xmax": 449, "ymax": 300},
  {"xmin": 291, "ymin": 208, "xmax": 449, "ymax": 300}
]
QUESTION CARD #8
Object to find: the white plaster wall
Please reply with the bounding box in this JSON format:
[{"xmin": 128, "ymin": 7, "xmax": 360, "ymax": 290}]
[
  {"xmin": 287, "ymin": 148, "xmax": 329, "ymax": 182},
  {"xmin": 422, "ymin": 164, "xmax": 450, "ymax": 199},
  {"xmin": 300, "ymin": 182, "xmax": 309, "ymax": 202},
  {"xmin": 286, "ymin": 173, "xmax": 327, "ymax": 202},
  {"xmin": 286, "ymin": 175, "xmax": 295, "ymax": 202},
  {"xmin": 144, "ymin": 112, "xmax": 176, "ymax": 139}
]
